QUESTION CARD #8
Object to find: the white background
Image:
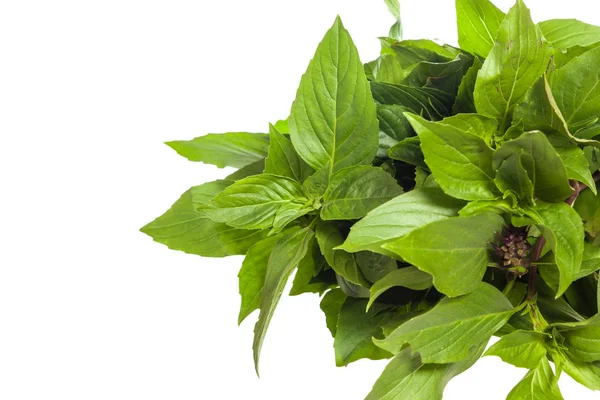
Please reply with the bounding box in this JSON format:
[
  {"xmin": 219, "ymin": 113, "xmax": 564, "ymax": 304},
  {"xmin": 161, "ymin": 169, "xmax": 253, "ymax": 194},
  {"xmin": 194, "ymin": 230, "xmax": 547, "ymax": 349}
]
[{"xmin": 1, "ymin": 0, "xmax": 598, "ymax": 399}]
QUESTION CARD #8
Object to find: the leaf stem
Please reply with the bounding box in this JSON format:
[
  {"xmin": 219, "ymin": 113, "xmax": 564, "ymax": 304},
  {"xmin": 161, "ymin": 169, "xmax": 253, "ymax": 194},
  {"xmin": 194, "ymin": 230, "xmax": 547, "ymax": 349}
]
[{"xmin": 503, "ymin": 272, "xmax": 516, "ymax": 295}]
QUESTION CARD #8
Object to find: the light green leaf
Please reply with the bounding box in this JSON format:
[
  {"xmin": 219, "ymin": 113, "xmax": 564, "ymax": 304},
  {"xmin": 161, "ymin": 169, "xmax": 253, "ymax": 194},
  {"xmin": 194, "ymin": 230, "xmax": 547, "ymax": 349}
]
[
  {"xmin": 335, "ymin": 298, "xmax": 392, "ymax": 366},
  {"xmin": 506, "ymin": 358, "xmax": 564, "ymax": 400},
  {"xmin": 474, "ymin": 0, "xmax": 551, "ymax": 128},
  {"xmin": 367, "ymin": 267, "xmax": 433, "ymax": 310},
  {"xmin": 321, "ymin": 166, "xmax": 403, "ymax": 221},
  {"xmin": 485, "ymin": 331, "xmax": 548, "ymax": 369},
  {"xmin": 289, "ymin": 17, "xmax": 378, "ymax": 173},
  {"xmin": 553, "ymin": 143, "xmax": 597, "ymax": 195},
  {"xmin": 384, "ymin": 0, "xmax": 402, "ymax": 40},
  {"xmin": 366, "ymin": 341, "xmax": 487, "ymax": 400},
  {"xmin": 453, "ymin": 57, "xmax": 483, "ymax": 114},
  {"xmin": 383, "ymin": 212, "xmax": 505, "ymax": 297},
  {"xmin": 225, "ymin": 159, "xmax": 265, "ymax": 181},
  {"xmin": 560, "ymin": 354, "xmax": 600, "ymax": 391},
  {"xmin": 374, "ymin": 283, "xmax": 515, "ymax": 363},
  {"xmin": 494, "ymin": 150, "xmax": 535, "ymax": 206},
  {"xmin": 455, "ymin": 0, "xmax": 505, "ymax": 58},
  {"xmin": 253, "ymin": 227, "xmax": 314, "ymax": 374},
  {"xmin": 320, "ymin": 288, "xmax": 347, "ymax": 337},
  {"xmin": 561, "ymin": 316, "xmax": 600, "ymax": 362},
  {"xmin": 166, "ymin": 132, "xmax": 269, "ymax": 168},
  {"xmin": 534, "ymin": 201, "xmax": 584, "ymax": 297},
  {"xmin": 579, "ymin": 243, "xmax": 600, "ymax": 279},
  {"xmin": 540, "ymin": 19, "xmax": 600, "ymax": 49},
  {"xmin": 493, "ymin": 132, "xmax": 573, "ymax": 203},
  {"xmin": 316, "ymin": 221, "xmax": 369, "ymax": 287},
  {"xmin": 265, "ymin": 124, "xmax": 313, "ymax": 182},
  {"xmin": 271, "ymin": 201, "xmax": 313, "ymax": 234},
  {"xmin": 405, "ymin": 113, "xmax": 499, "ymax": 201},
  {"xmin": 204, "ymin": 174, "xmax": 309, "ymax": 230},
  {"xmin": 141, "ymin": 182, "xmax": 266, "ymax": 257},
  {"xmin": 340, "ymin": 188, "xmax": 465, "ymax": 256},
  {"xmin": 238, "ymin": 232, "xmax": 289, "ymax": 324},
  {"xmin": 552, "ymin": 46, "xmax": 600, "ymax": 130}
]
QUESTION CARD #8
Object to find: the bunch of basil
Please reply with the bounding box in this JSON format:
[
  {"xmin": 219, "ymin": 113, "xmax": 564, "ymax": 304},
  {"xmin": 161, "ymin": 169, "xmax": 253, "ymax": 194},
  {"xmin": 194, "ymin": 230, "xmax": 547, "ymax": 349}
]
[{"xmin": 142, "ymin": 0, "xmax": 600, "ymax": 398}]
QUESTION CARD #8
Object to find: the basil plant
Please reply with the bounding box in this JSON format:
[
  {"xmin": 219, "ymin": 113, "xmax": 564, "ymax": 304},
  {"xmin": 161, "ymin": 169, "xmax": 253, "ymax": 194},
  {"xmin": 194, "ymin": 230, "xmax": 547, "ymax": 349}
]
[{"xmin": 142, "ymin": 0, "xmax": 600, "ymax": 398}]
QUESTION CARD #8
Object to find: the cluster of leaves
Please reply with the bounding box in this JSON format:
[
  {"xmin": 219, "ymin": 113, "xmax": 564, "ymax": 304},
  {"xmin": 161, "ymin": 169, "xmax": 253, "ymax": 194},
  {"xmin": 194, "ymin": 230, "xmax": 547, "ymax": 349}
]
[{"xmin": 141, "ymin": 0, "xmax": 600, "ymax": 398}]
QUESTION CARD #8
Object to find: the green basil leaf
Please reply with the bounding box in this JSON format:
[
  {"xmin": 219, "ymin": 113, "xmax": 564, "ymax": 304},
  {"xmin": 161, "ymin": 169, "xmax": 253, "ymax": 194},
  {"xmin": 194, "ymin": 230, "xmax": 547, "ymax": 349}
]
[
  {"xmin": 225, "ymin": 159, "xmax": 265, "ymax": 181},
  {"xmin": 238, "ymin": 231, "xmax": 291, "ymax": 324},
  {"xmin": 453, "ymin": 57, "xmax": 483, "ymax": 114},
  {"xmin": 561, "ymin": 354, "xmax": 600, "ymax": 391},
  {"xmin": 265, "ymin": 124, "xmax": 313, "ymax": 182},
  {"xmin": 405, "ymin": 113, "xmax": 500, "ymax": 201},
  {"xmin": 371, "ymin": 82, "xmax": 450, "ymax": 120},
  {"xmin": 552, "ymin": 46, "xmax": 600, "ymax": 132},
  {"xmin": 290, "ymin": 237, "xmax": 333, "ymax": 296},
  {"xmin": 403, "ymin": 53, "xmax": 474, "ymax": 95},
  {"xmin": 166, "ymin": 132, "xmax": 269, "ymax": 168},
  {"xmin": 367, "ymin": 267, "xmax": 433, "ymax": 310},
  {"xmin": 204, "ymin": 174, "xmax": 310, "ymax": 230},
  {"xmin": 355, "ymin": 251, "xmax": 398, "ymax": 283},
  {"xmin": 506, "ymin": 358, "xmax": 564, "ymax": 400},
  {"xmin": 289, "ymin": 17, "xmax": 378, "ymax": 173},
  {"xmin": 493, "ymin": 132, "xmax": 573, "ymax": 203},
  {"xmin": 534, "ymin": 201, "xmax": 584, "ymax": 297},
  {"xmin": 539, "ymin": 19, "xmax": 600, "ymax": 49},
  {"xmin": 320, "ymin": 288, "xmax": 347, "ymax": 337},
  {"xmin": 494, "ymin": 150, "xmax": 535, "ymax": 206},
  {"xmin": 455, "ymin": 0, "xmax": 505, "ymax": 58},
  {"xmin": 388, "ymin": 137, "xmax": 426, "ymax": 169},
  {"xmin": 321, "ymin": 166, "xmax": 403, "ymax": 220},
  {"xmin": 366, "ymin": 341, "xmax": 487, "ymax": 400},
  {"xmin": 553, "ymin": 143, "xmax": 597, "ymax": 195},
  {"xmin": 384, "ymin": 0, "xmax": 402, "ymax": 40},
  {"xmin": 334, "ymin": 298, "xmax": 392, "ymax": 366},
  {"xmin": 474, "ymin": 0, "xmax": 551, "ymax": 129},
  {"xmin": 484, "ymin": 330, "xmax": 549, "ymax": 369},
  {"xmin": 374, "ymin": 283, "xmax": 515, "ymax": 363},
  {"xmin": 561, "ymin": 316, "xmax": 600, "ymax": 362},
  {"xmin": 383, "ymin": 212, "xmax": 505, "ymax": 297},
  {"xmin": 316, "ymin": 221, "xmax": 369, "ymax": 287},
  {"xmin": 377, "ymin": 104, "xmax": 414, "ymax": 142},
  {"xmin": 271, "ymin": 201, "xmax": 314, "ymax": 234},
  {"xmin": 141, "ymin": 182, "xmax": 266, "ymax": 257},
  {"xmin": 340, "ymin": 188, "xmax": 465, "ymax": 256},
  {"xmin": 253, "ymin": 227, "xmax": 314, "ymax": 374}
]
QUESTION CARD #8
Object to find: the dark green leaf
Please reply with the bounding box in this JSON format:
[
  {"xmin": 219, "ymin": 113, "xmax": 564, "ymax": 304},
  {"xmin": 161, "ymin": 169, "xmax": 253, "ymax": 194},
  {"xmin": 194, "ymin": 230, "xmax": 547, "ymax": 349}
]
[
  {"xmin": 166, "ymin": 132, "xmax": 269, "ymax": 168},
  {"xmin": 388, "ymin": 137, "xmax": 427, "ymax": 169},
  {"xmin": 367, "ymin": 267, "xmax": 433, "ymax": 310},
  {"xmin": 383, "ymin": 212, "xmax": 505, "ymax": 297},
  {"xmin": 377, "ymin": 104, "xmax": 414, "ymax": 142},
  {"xmin": 320, "ymin": 288, "xmax": 346, "ymax": 337},
  {"xmin": 225, "ymin": 159, "xmax": 265, "ymax": 181},
  {"xmin": 453, "ymin": 57, "xmax": 483, "ymax": 114},
  {"xmin": 334, "ymin": 298, "xmax": 392, "ymax": 366},
  {"xmin": 290, "ymin": 237, "xmax": 333, "ymax": 296},
  {"xmin": 493, "ymin": 150, "xmax": 535, "ymax": 206},
  {"xmin": 355, "ymin": 251, "xmax": 398, "ymax": 283},
  {"xmin": 316, "ymin": 221, "xmax": 369, "ymax": 287},
  {"xmin": 561, "ymin": 316, "xmax": 600, "ymax": 362},
  {"xmin": 371, "ymin": 82, "xmax": 450, "ymax": 120},
  {"xmin": 403, "ymin": 53, "xmax": 473, "ymax": 95}
]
